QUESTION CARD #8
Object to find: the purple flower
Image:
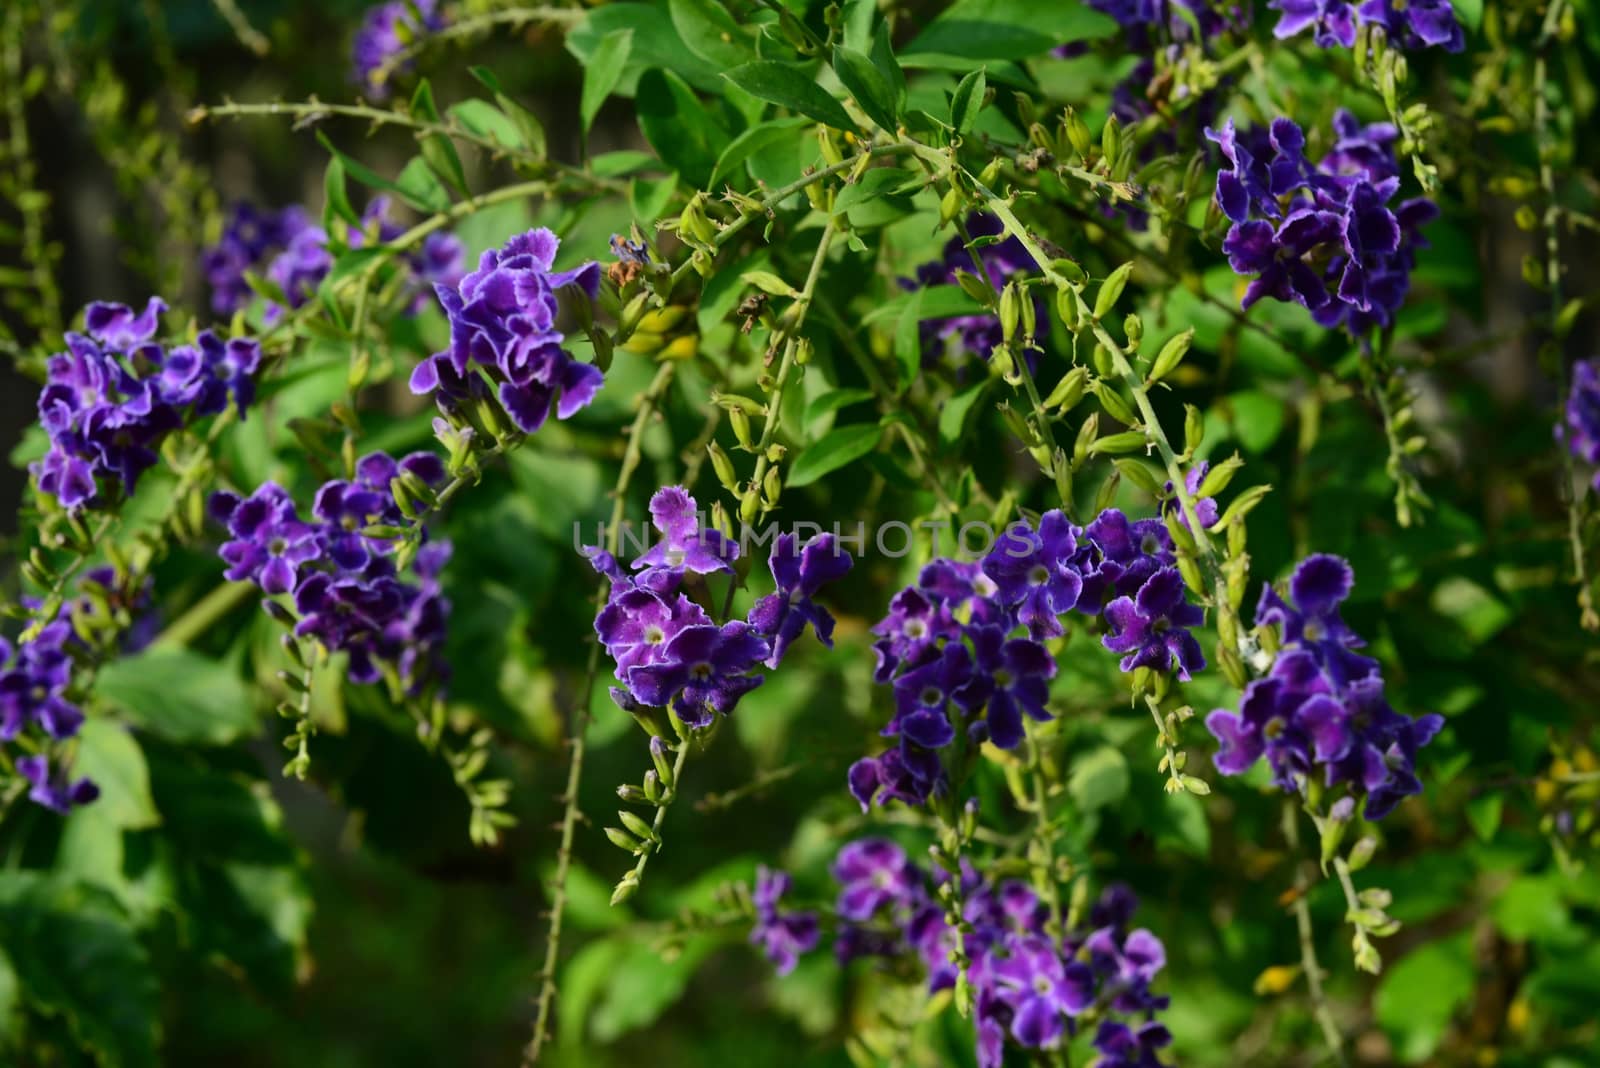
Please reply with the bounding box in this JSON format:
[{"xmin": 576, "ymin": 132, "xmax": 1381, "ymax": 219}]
[
  {"xmin": 846, "ymin": 746, "xmax": 943, "ymax": 810},
  {"xmin": 410, "ymin": 227, "xmax": 603, "ymax": 434},
  {"xmin": 624, "ymin": 622, "xmax": 770, "ymax": 727},
  {"xmin": 1102, "ymin": 567, "xmax": 1206, "ymax": 679},
  {"xmin": 631, "ymin": 486, "xmax": 739, "ymax": 576},
  {"xmin": 215, "ymin": 483, "xmax": 323, "ymax": 595},
  {"xmin": 160, "ymin": 331, "xmax": 262, "ymax": 418},
  {"xmin": 749, "ymin": 867, "xmax": 820, "ymax": 976},
  {"xmin": 202, "ymin": 204, "xmax": 313, "ymax": 316},
  {"xmin": 960, "ymin": 626, "xmax": 1056, "ymax": 750},
  {"xmin": 981, "ymin": 512, "xmax": 1084, "ymax": 638},
  {"xmin": 1562, "ymin": 358, "xmax": 1600, "ymax": 491},
  {"xmin": 1255, "ymin": 553, "xmax": 1378, "ymax": 686},
  {"xmin": 1207, "ymin": 555, "xmax": 1444, "ymax": 818},
  {"xmin": 1092, "ymin": 1019, "xmax": 1174, "ymax": 1068},
  {"xmin": 1162, "ymin": 463, "xmax": 1219, "ymax": 530},
  {"xmin": 992, "ymin": 935, "xmax": 1096, "ymax": 1048},
  {"xmin": 1209, "ymin": 113, "xmax": 1438, "ymax": 334},
  {"xmin": 746, "ymin": 532, "xmax": 854, "ymax": 666},
  {"xmin": 831, "ymin": 838, "xmax": 918, "ymax": 920},
  {"xmin": 15, "ymin": 754, "xmax": 99, "ymax": 814},
  {"xmin": 352, "ymin": 0, "xmax": 445, "ymax": 98},
  {"xmin": 1076, "ymin": 508, "xmax": 1174, "ymax": 609}
]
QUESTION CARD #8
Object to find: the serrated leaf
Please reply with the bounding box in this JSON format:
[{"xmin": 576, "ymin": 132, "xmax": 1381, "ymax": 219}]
[
  {"xmin": 723, "ymin": 61, "xmax": 859, "ymax": 134},
  {"xmin": 788, "ymin": 424, "xmax": 884, "ymax": 487}
]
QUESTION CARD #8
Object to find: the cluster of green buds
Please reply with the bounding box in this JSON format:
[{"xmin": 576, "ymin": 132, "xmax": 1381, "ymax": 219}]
[
  {"xmin": 927, "ymin": 797, "xmax": 983, "ymax": 1015},
  {"xmin": 608, "ymin": 732, "xmax": 690, "ymax": 905},
  {"xmin": 1309, "ymin": 793, "xmax": 1389, "ymax": 973}
]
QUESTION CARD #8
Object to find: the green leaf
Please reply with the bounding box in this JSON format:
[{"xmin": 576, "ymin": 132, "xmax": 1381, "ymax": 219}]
[
  {"xmin": 582, "ymin": 29, "xmax": 634, "ymax": 135},
  {"xmin": 95, "ymin": 647, "xmax": 258, "ymax": 746},
  {"xmin": 863, "ymin": 283, "xmax": 983, "ymax": 325},
  {"xmin": 448, "ymin": 99, "xmax": 526, "ymax": 150},
  {"xmin": 322, "ymin": 157, "xmax": 359, "ymax": 229},
  {"xmin": 1466, "ymin": 793, "xmax": 1502, "ymax": 842},
  {"xmin": 949, "ymin": 68, "xmax": 987, "ymax": 135},
  {"xmin": 805, "ymin": 388, "xmax": 875, "ymax": 427},
  {"xmin": 71, "ymin": 721, "xmax": 158, "ymax": 831},
  {"xmin": 0, "ymin": 874, "xmax": 159, "ymax": 1068},
  {"xmin": 1453, "ymin": 0, "xmax": 1483, "ymax": 33},
  {"xmin": 905, "ymin": 0, "xmax": 1116, "ymax": 60},
  {"xmin": 566, "ymin": 2, "xmax": 722, "ymax": 93},
  {"xmin": 939, "ymin": 380, "xmax": 989, "ymax": 446},
  {"xmin": 830, "ymin": 167, "xmax": 917, "ymax": 214},
  {"xmin": 410, "ymin": 80, "xmax": 469, "ymax": 198},
  {"xmin": 589, "ymin": 934, "xmax": 718, "ymax": 1041},
  {"xmin": 1069, "ymin": 746, "xmax": 1129, "ymax": 811},
  {"xmin": 710, "ymin": 117, "xmax": 810, "ymax": 186},
  {"xmin": 870, "ymin": 21, "xmax": 907, "ymax": 104},
  {"xmin": 723, "ymin": 61, "xmax": 859, "ymax": 134},
  {"xmin": 669, "ymin": 0, "xmax": 752, "ymax": 67},
  {"xmin": 1374, "ymin": 933, "xmax": 1474, "ymax": 1063},
  {"xmin": 635, "ymin": 68, "xmax": 730, "ymax": 188},
  {"xmin": 894, "ymin": 285, "xmax": 925, "ymax": 388},
  {"xmin": 1223, "ymin": 389, "xmax": 1286, "ymax": 454},
  {"xmin": 787, "ymin": 424, "xmax": 884, "ymax": 487},
  {"xmin": 315, "ymin": 132, "xmax": 439, "ymax": 215},
  {"xmin": 832, "ymin": 47, "xmax": 898, "ymax": 132}
]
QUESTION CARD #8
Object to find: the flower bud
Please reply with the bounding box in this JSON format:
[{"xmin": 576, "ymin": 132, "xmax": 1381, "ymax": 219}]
[
  {"xmin": 650, "ymin": 736, "xmax": 676, "ymax": 788},
  {"xmin": 708, "ymin": 442, "xmax": 738, "ymax": 491},
  {"xmin": 999, "ymin": 282, "xmax": 1021, "ymax": 343},
  {"xmin": 1043, "ymin": 366, "xmax": 1088, "ymax": 412}
]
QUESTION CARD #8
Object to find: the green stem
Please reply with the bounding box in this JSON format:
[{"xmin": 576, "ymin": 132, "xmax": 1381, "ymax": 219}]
[
  {"xmin": 1283, "ymin": 802, "xmax": 1349, "ymax": 1067},
  {"xmin": 524, "ymin": 362, "xmax": 676, "ymax": 1065},
  {"xmin": 150, "ymin": 580, "xmax": 256, "ymax": 650}
]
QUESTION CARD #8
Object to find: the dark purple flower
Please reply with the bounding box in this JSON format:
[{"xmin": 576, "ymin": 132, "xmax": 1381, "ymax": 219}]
[
  {"xmin": 749, "ymin": 867, "xmax": 820, "ymax": 976},
  {"xmin": 1562, "ymin": 358, "xmax": 1600, "ymax": 491},
  {"xmin": 1255, "ymin": 553, "xmax": 1378, "ymax": 686},
  {"xmin": 411, "ymin": 227, "xmax": 602, "ymax": 433},
  {"xmin": 746, "ymin": 532, "xmax": 854, "ymax": 666},
  {"xmin": 1092, "ymin": 1019, "xmax": 1174, "ymax": 1068},
  {"xmin": 1102, "ymin": 567, "xmax": 1206, "ymax": 679},
  {"xmin": 981, "ymin": 511, "xmax": 1084, "ymax": 638},
  {"xmin": 216, "ymin": 483, "xmax": 323, "ymax": 595},
  {"xmin": 1162, "ymin": 463, "xmax": 1219, "ymax": 530},
  {"xmin": 630, "ymin": 486, "xmax": 739, "ymax": 576},
  {"xmin": 889, "ymin": 642, "xmax": 974, "ymax": 749},
  {"xmin": 15, "ymin": 754, "xmax": 99, "ymax": 814},
  {"xmin": 991, "ymin": 935, "xmax": 1095, "ymax": 1049},
  {"xmin": 847, "ymin": 746, "xmax": 942, "ymax": 810},
  {"xmin": 1076, "ymin": 508, "xmax": 1174, "ymax": 609},
  {"xmin": 959, "ymin": 626, "xmax": 1056, "ymax": 750},
  {"xmin": 831, "ymin": 838, "xmax": 918, "ymax": 921},
  {"xmin": 624, "ymin": 621, "xmax": 770, "ymax": 727},
  {"xmin": 900, "ymin": 213, "xmax": 1047, "ymax": 365},
  {"xmin": 352, "ymin": 0, "xmax": 445, "ymax": 98}
]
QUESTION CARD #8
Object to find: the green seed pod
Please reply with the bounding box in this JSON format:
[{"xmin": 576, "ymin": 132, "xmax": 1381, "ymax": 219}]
[
  {"xmin": 763, "ymin": 465, "xmax": 782, "ymax": 508},
  {"xmin": 1090, "ymin": 430, "xmax": 1146, "ymax": 456},
  {"xmin": 956, "ymin": 269, "xmax": 998, "ymax": 308},
  {"xmin": 739, "ymin": 486, "xmax": 762, "ymax": 525},
  {"xmin": 939, "ymin": 186, "xmax": 963, "ymax": 226},
  {"xmin": 1094, "ymin": 262, "xmax": 1134, "ymax": 319},
  {"xmin": 1149, "ymin": 328, "xmax": 1194, "ymax": 383},
  {"xmin": 999, "ymin": 402, "xmax": 1038, "ymax": 446},
  {"xmin": 1073, "ymin": 412, "xmax": 1100, "ymax": 467},
  {"xmin": 729, "ymin": 408, "xmax": 753, "ymax": 450},
  {"xmin": 1055, "ymin": 286, "xmax": 1079, "ymax": 331},
  {"xmin": 1090, "ymin": 381, "xmax": 1138, "ymax": 426},
  {"xmin": 708, "ymin": 442, "xmax": 738, "ymax": 491},
  {"xmin": 999, "ymin": 282, "xmax": 1021, "ymax": 343},
  {"xmin": 1092, "ymin": 343, "xmax": 1116, "ymax": 378},
  {"xmin": 1094, "ymin": 468, "xmax": 1122, "ymax": 514},
  {"xmin": 1197, "ymin": 453, "xmax": 1244, "ymax": 498},
  {"xmin": 1164, "ymin": 509, "xmax": 1199, "ymax": 556},
  {"xmin": 1184, "ymin": 403, "xmax": 1204, "ymax": 456},
  {"xmin": 1100, "ymin": 116, "xmax": 1121, "ymax": 168},
  {"xmin": 643, "ymin": 770, "xmax": 663, "ymax": 804},
  {"xmin": 610, "ymin": 875, "xmax": 639, "ymax": 905},
  {"xmin": 620, "ymin": 810, "xmax": 658, "ymax": 842},
  {"xmin": 1123, "ymin": 312, "xmax": 1143, "ymax": 350},
  {"xmin": 1043, "ymin": 366, "xmax": 1089, "ymax": 412},
  {"xmin": 1114, "ymin": 459, "xmax": 1163, "ymax": 496},
  {"xmin": 1064, "ymin": 107, "xmax": 1092, "ymax": 160},
  {"xmin": 605, "ymin": 826, "xmax": 642, "ymax": 853}
]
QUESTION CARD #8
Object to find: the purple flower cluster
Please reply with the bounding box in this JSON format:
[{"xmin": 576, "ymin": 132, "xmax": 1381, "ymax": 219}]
[
  {"xmin": 32, "ymin": 299, "xmax": 261, "ymax": 511},
  {"xmin": 0, "ymin": 566, "xmax": 155, "ymax": 813},
  {"xmin": 1209, "ymin": 111, "xmax": 1440, "ymax": 336},
  {"xmin": 1088, "ymin": 0, "xmax": 1249, "ymax": 42},
  {"xmin": 352, "ymin": 0, "xmax": 445, "ymax": 98},
  {"xmin": 851, "ymin": 509, "xmax": 1205, "ymax": 811},
  {"xmin": 203, "ymin": 199, "xmax": 463, "ymax": 324},
  {"xmin": 212, "ymin": 451, "xmax": 452, "ymax": 690},
  {"xmin": 900, "ymin": 213, "xmax": 1046, "ymax": 365},
  {"xmin": 1205, "ymin": 554, "xmax": 1444, "ymax": 819},
  {"xmin": 591, "ymin": 488, "xmax": 853, "ymax": 728},
  {"xmin": 1563, "ymin": 358, "xmax": 1600, "ymax": 492},
  {"xmin": 749, "ymin": 866, "xmax": 821, "ymax": 975},
  {"xmin": 757, "ymin": 840, "xmax": 1172, "ymax": 1068},
  {"xmin": 1269, "ymin": 0, "xmax": 1463, "ymax": 52},
  {"xmin": 410, "ymin": 228, "xmax": 603, "ymax": 435}
]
